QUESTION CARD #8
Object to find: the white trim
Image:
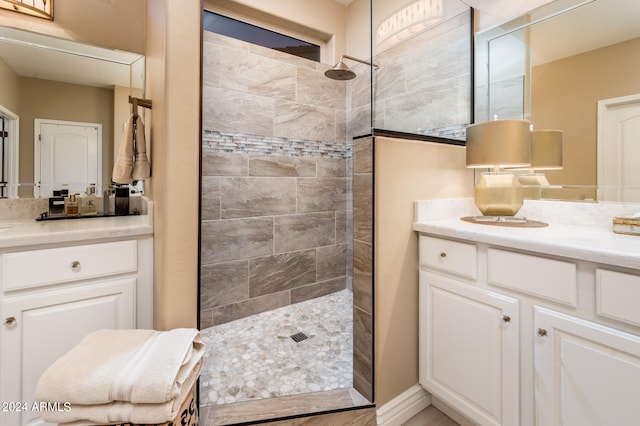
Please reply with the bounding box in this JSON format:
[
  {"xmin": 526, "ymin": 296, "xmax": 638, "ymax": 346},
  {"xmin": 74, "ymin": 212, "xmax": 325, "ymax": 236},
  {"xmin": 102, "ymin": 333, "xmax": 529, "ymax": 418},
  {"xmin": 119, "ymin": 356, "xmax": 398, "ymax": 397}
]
[
  {"xmin": 376, "ymin": 384, "xmax": 431, "ymax": 426},
  {"xmin": 0, "ymin": 104, "xmax": 19, "ymax": 198},
  {"xmin": 597, "ymin": 93, "xmax": 640, "ymax": 201}
]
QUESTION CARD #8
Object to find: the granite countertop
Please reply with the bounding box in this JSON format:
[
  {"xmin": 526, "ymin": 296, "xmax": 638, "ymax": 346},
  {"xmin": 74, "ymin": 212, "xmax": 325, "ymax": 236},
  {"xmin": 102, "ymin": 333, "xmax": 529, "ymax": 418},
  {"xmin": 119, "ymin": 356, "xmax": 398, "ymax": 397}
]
[
  {"xmin": 0, "ymin": 214, "xmax": 153, "ymax": 249},
  {"xmin": 413, "ymin": 198, "xmax": 640, "ymax": 270}
]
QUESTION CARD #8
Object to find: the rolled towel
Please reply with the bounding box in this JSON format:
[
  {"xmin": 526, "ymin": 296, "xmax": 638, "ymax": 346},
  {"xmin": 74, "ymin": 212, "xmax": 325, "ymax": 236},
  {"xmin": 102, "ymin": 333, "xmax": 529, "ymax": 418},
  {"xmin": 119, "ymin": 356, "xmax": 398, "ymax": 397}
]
[
  {"xmin": 112, "ymin": 115, "xmax": 135, "ymax": 184},
  {"xmin": 132, "ymin": 115, "xmax": 150, "ymax": 181},
  {"xmin": 35, "ymin": 328, "xmax": 204, "ymax": 406}
]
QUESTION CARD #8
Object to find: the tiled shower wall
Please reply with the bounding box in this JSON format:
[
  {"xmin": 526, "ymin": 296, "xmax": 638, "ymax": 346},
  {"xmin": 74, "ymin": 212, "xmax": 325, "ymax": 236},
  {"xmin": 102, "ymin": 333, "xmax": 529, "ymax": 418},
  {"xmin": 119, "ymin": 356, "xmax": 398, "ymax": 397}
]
[
  {"xmin": 352, "ymin": 136, "xmax": 374, "ymax": 402},
  {"xmin": 200, "ymin": 31, "xmax": 358, "ymax": 327},
  {"xmin": 200, "ymin": 136, "xmax": 351, "ymax": 327}
]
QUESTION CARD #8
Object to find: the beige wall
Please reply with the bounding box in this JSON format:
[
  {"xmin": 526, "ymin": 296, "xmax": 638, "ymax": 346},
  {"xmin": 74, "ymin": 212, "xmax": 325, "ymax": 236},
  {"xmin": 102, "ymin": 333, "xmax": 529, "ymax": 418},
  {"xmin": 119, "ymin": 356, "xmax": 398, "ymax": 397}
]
[
  {"xmin": 532, "ymin": 37, "xmax": 640, "ymax": 187},
  {"xmin": 374, "ymin": 136, "xmax": 473, "ymax": 405},
  {"xmin": 17, "ymin": 78, "xmax": 114, "ymax": 197},
  {"xmin": 145, "ymin": 0, "xmax": 201, "ymax": 330},
  {"xmin": 346, "ymin": 0, "xmax": 371, "ymax": 60},
  {"xmin": 0, "ymin": 57, "xmax": 20, "ymax": 113}
]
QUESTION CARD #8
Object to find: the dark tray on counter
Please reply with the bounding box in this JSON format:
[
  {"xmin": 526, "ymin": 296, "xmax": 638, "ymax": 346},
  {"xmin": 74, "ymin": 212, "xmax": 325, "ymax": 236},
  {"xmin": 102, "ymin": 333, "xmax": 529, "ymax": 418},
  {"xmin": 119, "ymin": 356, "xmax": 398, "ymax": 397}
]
[{"xmin": 36, "ymin": 211, "xmax": 140, "ymax": 221}]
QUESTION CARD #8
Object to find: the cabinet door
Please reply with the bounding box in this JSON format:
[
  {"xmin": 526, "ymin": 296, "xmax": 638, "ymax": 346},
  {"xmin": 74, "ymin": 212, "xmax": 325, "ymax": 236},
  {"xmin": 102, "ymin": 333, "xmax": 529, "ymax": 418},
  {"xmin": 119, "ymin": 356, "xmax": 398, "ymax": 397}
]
[
  {"xmin": 419, "ymin": 271, "xmax": 519, "ymax": 426},
  {"xmin": 0, "ymin": 278, "xmax": 135, "ymax": 426},
  {"xmin": 534, "ymin": 306, "xmax": 640, "ymax": 426}
]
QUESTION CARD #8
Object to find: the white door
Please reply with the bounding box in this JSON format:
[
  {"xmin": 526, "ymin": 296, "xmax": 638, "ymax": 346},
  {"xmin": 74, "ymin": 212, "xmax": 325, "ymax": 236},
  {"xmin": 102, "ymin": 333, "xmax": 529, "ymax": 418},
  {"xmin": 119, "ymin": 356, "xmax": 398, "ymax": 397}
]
[
  {"xmin": 34, "ymin": 119, "xmax": 102, "ymax": 198},
  {"xmin": 0, "ymin": 279, "xmax": 135, "ymax": 426},
  {"xmin": 534, "ymin": 306, "xmax": 640, "ymax": 426},
  {"xmin": 419, "ymin": 271, "xmax": 520, "ymax": 426},
  {"xmin": 597, "ymin": 94, "xmax": 640, "ymax": 201}
]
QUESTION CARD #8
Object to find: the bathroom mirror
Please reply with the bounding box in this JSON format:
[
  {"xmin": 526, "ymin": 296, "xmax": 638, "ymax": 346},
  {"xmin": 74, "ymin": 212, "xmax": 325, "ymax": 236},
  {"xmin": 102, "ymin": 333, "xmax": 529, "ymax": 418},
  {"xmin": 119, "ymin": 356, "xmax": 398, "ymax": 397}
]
[
  {"xmin": 475, "ymin": 0, "xmax": 640, "ymax": 201},
  {"xmin": 0, "ymin": 25, "xmax": 145, "ymax": 198}
]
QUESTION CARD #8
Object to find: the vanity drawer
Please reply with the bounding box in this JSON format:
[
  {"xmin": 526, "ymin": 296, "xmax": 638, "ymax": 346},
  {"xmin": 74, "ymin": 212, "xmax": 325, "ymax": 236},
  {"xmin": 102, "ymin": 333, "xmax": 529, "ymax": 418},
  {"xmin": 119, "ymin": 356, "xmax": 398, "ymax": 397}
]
[
  {"xmin": 1, "ymin": 240, "xmax": 138, "ymax": 291},
  {"xmin": 596, "ymin": 269, "xmax": 640, "ymax": 327},
  {"xmin": 488, "ymin": 248, "xmax": 577, "ymax": 306},
  {"xmin": 419, "ymin": 235, "xmax": 477, "ymax": 280}
]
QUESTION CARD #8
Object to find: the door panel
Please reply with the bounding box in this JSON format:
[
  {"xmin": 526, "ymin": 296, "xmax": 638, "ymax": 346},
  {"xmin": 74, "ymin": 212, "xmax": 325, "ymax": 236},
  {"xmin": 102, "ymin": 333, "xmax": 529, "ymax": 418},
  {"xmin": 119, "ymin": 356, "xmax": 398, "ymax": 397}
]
[
  {"xmin": 35, "ymin": 120, "xmax": 102, "ymax": 198},
  {"xmin": 0, "ymin": 279, "xmax": 135, "ymax": 425},
  {"xmin": 419, "ymin": 271, "xmax": 520, "ymax": 426},
  {"xmin": 534, "ymin": 306, "xmax": 640, "ymax": 425}
]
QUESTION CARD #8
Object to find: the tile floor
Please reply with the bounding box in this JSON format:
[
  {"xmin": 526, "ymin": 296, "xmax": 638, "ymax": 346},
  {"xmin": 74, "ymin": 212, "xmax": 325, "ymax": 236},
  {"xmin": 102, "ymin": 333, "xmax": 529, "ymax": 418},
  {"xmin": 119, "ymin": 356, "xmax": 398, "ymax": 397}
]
[{"xmin": 199, "ymin": 289, "xmax": 353, "ymax": 407}]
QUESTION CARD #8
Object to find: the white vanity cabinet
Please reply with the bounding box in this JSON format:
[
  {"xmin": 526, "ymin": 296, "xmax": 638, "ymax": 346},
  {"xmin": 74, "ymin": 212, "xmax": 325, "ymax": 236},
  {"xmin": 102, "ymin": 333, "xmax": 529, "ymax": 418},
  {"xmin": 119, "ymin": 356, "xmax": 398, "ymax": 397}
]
[
  {"xmin": 419, "ymin": 271, "xmax": 519, "ymax": 426},
  {"xmin": 534, "ymin": 306, "xmax": 640, "ymax": 425},
  {"xmin": 417, "ymin": 233, "xmax": 640, "ymax": 426},
  {"xmin": 0, "ymin": 237, "xmax": 153, "ymax": 426}
]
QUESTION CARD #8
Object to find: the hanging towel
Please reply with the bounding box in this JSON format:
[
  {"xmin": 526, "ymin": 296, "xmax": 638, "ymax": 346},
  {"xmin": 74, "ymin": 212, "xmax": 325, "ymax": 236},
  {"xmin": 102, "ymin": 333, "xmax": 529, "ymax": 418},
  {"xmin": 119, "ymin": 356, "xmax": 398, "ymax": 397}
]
[
  {"xmin": 112, "ymin": 114, "xmax": 135, "ymax": 184},
  {"xmin": 34, "ymin": 328, "xmax": 204, "ymax": 406},
  {"xmin": 132, "ymin": 115, "xmax": 151, "ymax": 181}
]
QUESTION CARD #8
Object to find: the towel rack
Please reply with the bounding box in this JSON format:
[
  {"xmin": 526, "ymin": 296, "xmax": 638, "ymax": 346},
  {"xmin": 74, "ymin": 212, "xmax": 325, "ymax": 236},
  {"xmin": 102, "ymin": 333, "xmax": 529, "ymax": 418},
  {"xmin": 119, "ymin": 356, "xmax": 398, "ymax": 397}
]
[{"xmin": 129, "ymin": 96, "xmax": 152, "ymax": 118}]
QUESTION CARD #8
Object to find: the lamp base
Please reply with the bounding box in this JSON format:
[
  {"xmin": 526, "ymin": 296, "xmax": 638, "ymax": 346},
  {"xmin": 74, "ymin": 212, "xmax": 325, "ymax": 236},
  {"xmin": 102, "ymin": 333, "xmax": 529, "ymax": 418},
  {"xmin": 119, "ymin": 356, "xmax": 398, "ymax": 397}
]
[
  {"xmin": 461, "ymin": 216, "xmax": 548, "ymax": 228},
  {"xmin": 474, "ymin": 172, "xmax": 523, "ymax": 216}
]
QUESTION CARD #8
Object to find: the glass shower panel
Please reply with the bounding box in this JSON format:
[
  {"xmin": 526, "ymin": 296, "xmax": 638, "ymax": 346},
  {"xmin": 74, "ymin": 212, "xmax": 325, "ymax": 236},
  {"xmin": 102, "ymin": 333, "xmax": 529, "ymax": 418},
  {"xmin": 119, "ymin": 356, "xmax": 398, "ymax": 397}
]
[{"xmin": 371, "ymin": 0, "xmax": 473, "ymax": 141}]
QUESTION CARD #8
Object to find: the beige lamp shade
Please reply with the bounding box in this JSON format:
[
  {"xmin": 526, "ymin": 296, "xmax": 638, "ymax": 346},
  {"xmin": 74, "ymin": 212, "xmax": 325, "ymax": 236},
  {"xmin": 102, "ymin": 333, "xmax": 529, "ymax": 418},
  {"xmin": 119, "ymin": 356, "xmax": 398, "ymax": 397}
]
[
  {"xmin": 531, "ymin": 129, "xmax": 563, "ymax": 170},
  {"xmin": 466, "ymin": 119, "xmax": 531, "ymax": 169}
]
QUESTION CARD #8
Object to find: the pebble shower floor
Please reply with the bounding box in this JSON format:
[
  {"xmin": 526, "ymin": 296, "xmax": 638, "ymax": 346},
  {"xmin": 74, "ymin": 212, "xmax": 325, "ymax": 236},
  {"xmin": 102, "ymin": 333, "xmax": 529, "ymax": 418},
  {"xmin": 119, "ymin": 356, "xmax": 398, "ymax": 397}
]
[{"xmin": 199, "ymin": 289, "xmax": 353, "ymax": 406}]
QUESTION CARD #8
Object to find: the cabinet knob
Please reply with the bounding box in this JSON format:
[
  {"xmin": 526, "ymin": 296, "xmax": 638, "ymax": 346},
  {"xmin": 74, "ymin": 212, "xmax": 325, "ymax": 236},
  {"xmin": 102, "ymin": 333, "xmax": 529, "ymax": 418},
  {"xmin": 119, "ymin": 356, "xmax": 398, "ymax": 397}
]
[
  {"xmin": 502, "ymin": 315, "xmax": 511, "ymax": 323},
  {"xmin": 439, "ymin": 252, "xmax": 447, "ymax": 259},
  {"xmin": 537, "ymin": 328, "xmax": 548, "ymax": 337},
  {"xmin": 70, "ymin": 260, "xmax": 82, "ymax": 272},
  {"xmin": 3, "ymin": 317, "xmax": 17, "ymax": 328}
]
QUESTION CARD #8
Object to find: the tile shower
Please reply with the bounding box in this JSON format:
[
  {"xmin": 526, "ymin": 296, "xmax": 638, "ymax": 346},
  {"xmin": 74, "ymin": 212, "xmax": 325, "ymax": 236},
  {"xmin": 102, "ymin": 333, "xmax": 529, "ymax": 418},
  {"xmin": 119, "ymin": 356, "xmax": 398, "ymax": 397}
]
[{"xmin": 199, "ymin": 30, "xmax": 369, "ymax": 415}]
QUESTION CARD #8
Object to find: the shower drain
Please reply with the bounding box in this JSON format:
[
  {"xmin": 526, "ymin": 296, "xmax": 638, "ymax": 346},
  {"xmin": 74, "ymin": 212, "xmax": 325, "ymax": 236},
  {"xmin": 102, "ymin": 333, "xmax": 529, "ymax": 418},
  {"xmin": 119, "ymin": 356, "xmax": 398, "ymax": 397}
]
[{"xmin": 290, "ymin": 332, "xmax": 309, "ymax": 343}]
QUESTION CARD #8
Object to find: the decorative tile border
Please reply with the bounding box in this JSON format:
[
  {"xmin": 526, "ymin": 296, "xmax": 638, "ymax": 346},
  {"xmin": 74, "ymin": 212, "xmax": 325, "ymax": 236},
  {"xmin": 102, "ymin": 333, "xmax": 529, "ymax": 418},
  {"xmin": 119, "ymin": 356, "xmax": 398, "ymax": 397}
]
[{"xmin": 203, "ymin": 130, "xmax": 352, "ymax": 159}]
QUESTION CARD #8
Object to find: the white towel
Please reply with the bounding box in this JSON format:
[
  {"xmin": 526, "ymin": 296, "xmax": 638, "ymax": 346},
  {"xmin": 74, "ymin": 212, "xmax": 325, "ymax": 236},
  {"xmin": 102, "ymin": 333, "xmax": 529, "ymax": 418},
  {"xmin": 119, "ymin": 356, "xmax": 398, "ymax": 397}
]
[
  {"xmin": 132, "ymin": 115, "xmax": 150, "ymax": 181},
  {"xmin": 41, "ymin": 358, "xmax": 200, "ymax": 425},
  {"xmin": 112, "ymin": 115, "xmax": 135, "ymax": 184},
  {"xmin": 35, "ymin": 328, "xmax": 204, "ymax": 406}
]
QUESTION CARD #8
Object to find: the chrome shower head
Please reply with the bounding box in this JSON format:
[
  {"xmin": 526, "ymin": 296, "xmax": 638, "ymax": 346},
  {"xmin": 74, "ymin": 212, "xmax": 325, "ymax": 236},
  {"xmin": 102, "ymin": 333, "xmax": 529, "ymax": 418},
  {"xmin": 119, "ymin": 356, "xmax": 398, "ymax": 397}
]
[
  {"xmin": 324, "ymin": 55, "xmax": 379, "ymax": 81},
  {"xmin": 324, "ymin": 59, "xmax": 357, "ymax": 80}
]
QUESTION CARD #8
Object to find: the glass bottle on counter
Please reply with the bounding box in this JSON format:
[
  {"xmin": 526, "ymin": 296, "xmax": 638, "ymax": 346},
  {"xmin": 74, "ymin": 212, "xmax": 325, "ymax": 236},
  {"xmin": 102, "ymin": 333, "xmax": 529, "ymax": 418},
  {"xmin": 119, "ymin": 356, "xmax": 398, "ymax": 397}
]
[
  {"xmin": 65, "ymin": 193, "xmax": 79, "ymax": 216},
  {"xmin": 79, "ymin": 185, "xmax": 98, "ymax": 216}
]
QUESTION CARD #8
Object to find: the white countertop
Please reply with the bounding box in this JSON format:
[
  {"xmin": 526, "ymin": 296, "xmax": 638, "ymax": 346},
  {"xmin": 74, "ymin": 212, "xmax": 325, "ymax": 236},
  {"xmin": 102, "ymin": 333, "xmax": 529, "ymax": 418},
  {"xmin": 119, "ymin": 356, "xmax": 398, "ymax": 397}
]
[
  {"xmin": 0, "ymin": 215, "xmax": 153, "ymax": 249},
  {"xmin": 413, "ymin": 198, "xmax": 640, "ymax": 270}
]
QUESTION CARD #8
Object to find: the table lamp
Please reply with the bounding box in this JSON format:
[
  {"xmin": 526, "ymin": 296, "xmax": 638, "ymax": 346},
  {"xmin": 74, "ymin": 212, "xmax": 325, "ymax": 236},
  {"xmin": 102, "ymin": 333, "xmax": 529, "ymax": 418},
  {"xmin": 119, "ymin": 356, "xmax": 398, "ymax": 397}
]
[
  {"xmin": 466, "ymin": 119, "xmax": 531, "ymax": 217},
  {"xmin": 518, "ymin": 129, "xmax": 563, "ymax": 186}
]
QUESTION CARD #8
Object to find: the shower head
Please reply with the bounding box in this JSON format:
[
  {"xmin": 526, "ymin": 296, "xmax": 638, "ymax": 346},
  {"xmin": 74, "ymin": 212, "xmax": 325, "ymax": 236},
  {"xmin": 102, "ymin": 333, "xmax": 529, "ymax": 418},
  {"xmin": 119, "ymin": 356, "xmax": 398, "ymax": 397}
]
[
  {"xmin": 324, "ymin": 54, "xmax": 379, "ymax": 81},
  {"xmin": 324, "ymin": 59, "xmax": 357, "ymax": 80}
]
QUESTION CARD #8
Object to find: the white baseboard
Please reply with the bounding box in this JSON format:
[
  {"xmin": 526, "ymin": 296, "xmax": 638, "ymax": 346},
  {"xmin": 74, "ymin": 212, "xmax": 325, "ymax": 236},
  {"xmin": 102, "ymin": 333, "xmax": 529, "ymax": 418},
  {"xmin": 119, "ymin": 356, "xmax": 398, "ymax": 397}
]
[{"xmin": 376, "ymin": 384, "xmax": 431, "ymax": 426}]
